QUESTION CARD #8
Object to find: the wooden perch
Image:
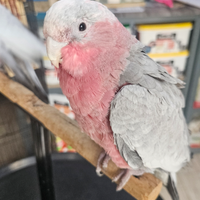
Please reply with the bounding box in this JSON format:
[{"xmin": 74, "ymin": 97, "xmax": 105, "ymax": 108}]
[{"xmin": 0, "ymin": 72, "xmax": 162, "ymax": 200}]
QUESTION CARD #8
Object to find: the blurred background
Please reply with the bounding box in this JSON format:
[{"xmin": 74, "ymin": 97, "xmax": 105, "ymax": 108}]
[{"xmin": 0, "ymin": 0, "xmax": 200, "ymax": 200}]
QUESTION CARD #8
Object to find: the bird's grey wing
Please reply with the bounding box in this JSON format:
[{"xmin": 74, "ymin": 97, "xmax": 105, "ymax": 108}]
[
  {"xmin": 118, "ymin": 38, "xmax": 185, "ymax": 108},
  {"xmin": 120, "ymin": 38, "xmax": 185, "ymax": 87},
  {"xmin": 0, "ymin": 4, "xmax": 46, "ymax": 62},
  {"xmin": 110, "ymin": 39, "xmax": 189, "ymax": 172},
  {"xmin": 110, "ymin": 84, "xmax": 190, "ymax": 172}
]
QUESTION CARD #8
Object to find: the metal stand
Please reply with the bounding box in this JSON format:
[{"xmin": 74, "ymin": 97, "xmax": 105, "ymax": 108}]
[{"xmin": 31, "ymin": 118, "xmax": 55, "ymax": 200}]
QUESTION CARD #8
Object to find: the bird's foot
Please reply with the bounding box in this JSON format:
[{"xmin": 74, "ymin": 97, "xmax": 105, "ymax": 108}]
[
  {"xmin": 96, "ymin": 151, "xmax": 111, "ymax": 177},
  {"xmin": 112, "ymin": 169, "xmax": 144, "ymax": 191}
]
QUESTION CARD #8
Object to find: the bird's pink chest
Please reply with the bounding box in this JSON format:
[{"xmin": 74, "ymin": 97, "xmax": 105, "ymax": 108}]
[
  {"xmin": 59, "ymin": 68, "xmax": 113, "ymax": 133},
  {"xmin": 58, "ymin": 69, "xmax": 129, "ymax": 168},
  {"xmin": 57, "ymin": 24, "xmax": 134, "ymax": 168}
]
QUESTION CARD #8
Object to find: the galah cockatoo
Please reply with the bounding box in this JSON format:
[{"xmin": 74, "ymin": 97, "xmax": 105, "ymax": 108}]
[
  {"xmin": 0, "ymin": 4, "xmax": 47, "ymax": 102},
  {"xmin": 43, "ymin": 0, "xmax": 190, "ymax": 199}
]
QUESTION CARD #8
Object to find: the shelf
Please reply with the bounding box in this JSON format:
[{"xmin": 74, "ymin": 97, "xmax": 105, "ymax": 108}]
[
  {"xmin": 47, "ymin": 84, "xmax": 60, "ymax": 89},
  {"xmin": 35, "ymin": 1, "xmax": 200, "ymax": 23},
  {"xmin": 115, "ymin": 1, "xmax": 200, "ymax": 24},
  {"xmin": 192, "ymin": 108, "xmax": 200, "ymax": 118},
  {"xmin": 48, "ymin": 87, "xmax": 63, "ymax": 95},
  {"xmin": 190, "ymin": 147, "xmax": 200, "ymax": 154}
]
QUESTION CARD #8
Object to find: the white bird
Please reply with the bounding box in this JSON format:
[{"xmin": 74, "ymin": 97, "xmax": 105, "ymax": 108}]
[{"xmin": 0, "ymin": 4, "xmax": 48, "ymax": 102}]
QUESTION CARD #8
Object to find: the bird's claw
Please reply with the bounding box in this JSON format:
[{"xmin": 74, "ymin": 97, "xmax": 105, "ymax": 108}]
[
  {"xmin": 112, "ymin": 170, "xmax": 126, "ymax": 183},
  {"xmin": 112, "ymin": 169, "xmax": 144, "ymax": 191},
  {"xmin": 96, "ymin": 164, "xmax": 104, "ymax": 177},
  {"xmin": 96, "ymin": 152, "xmax": 144, "ymax": 191},
  {"xmin": 96, "ymin": 151, "xmax": 111, "ymax": 177}
]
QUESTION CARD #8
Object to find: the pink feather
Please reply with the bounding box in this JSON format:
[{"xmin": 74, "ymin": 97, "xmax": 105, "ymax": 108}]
[{"xmin": 57, "ymin": 20, "xmax": 137, "ymax": 168}]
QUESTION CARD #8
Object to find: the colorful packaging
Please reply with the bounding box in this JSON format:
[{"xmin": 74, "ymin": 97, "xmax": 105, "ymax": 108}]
[
  {"xmin": 148, "ymin": 50, "xmax": 189, "ymax": 79},
  {"xmin": 190, "ymin": 134, "xmax": 200, "ymax": 148},
  {"xmin": 56, "ymin": 137, "xmax": 76, "ymax": 153},
  {"xmin": 137, "ymin": 22, "xmax": 192, "ymax": 54}
]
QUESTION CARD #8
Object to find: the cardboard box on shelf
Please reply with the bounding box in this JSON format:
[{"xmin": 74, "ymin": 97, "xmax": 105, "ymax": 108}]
[
  {"xmin": 148, "ymin": 50, "xmax": 189, "ymax": 79},
  {"xmin": 137, "ymin": 22, "xmax": 193, "ymax": 54}
]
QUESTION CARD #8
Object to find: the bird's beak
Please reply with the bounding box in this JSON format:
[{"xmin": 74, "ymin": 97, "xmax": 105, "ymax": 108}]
[{"xmin": 46, "ymin": 37, "xmax": 68, "ymax": 68}]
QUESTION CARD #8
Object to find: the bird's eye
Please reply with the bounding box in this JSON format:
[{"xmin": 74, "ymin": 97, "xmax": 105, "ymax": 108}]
[{"xmin": 79, "ymin": 22, "xmax": 86, "ymax": 31}]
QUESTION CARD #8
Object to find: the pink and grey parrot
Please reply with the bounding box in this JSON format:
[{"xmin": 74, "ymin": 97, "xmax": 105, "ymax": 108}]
[{"xmin": 43, "ymin": 0, "xmax": 190, "ymax": 199}]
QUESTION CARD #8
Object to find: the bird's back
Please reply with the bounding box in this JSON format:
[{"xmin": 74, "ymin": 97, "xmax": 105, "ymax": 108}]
[{"xmin": 110, "ymin": 39, "xmax": 190, "ymax": 173}]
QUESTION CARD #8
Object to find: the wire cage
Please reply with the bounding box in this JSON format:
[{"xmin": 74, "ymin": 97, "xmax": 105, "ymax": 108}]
[
  {"xmin": 0, "ymin": 1, "xmax": 55, "ymax": 199},
  {"xmin": 0, "ymin": 0, "xmax": 49, "ymax": 168},
  {"xmin": 0, "ymin": 94, "xmax": 33, "ymax": 167},
  {"xmin": 0, "ymin": 0, "xmax": 28, "ymax": 26}
]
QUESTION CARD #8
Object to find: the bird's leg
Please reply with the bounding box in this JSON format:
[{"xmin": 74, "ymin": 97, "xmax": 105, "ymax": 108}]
[
  {"xmin": 96, "ymin": 151, "xmax": 111, "ymax": 177},
  {"xmin": 113, "ymin": 169, "xmax": 144, "ymax": 191}
]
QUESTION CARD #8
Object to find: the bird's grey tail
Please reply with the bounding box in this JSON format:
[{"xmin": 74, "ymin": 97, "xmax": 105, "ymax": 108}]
[
  {"xmin": 166, "ymin": 173, "xmax": 179, "ymax": 200},
  {"xmin": 154, "ymin": 170, "xmax": 179, "ymax": 200}
]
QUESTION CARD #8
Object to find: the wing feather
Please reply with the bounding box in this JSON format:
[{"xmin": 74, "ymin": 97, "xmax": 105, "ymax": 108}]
[
  {"xmin": 110, "ymin": 41, "xmax": 189, "ymax": 172},
  {"xmin": 110, "ymin": 85, "xmax": 190, "ymax": 172}
]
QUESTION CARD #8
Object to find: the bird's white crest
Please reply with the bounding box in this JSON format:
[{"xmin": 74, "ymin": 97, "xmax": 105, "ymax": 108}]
[{"xmin": 44, "ymin": 0, "xmax": 117, "ymax": 68}]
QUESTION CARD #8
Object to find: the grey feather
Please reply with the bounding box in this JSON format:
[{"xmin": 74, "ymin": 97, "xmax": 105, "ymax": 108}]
[
  {"xmin": 114, "ymin": 134, "xmax": 143, "ymax": 169},
  {"xmin": 110, "ymin": 39, "xmax": 190, "ymax": 174}
]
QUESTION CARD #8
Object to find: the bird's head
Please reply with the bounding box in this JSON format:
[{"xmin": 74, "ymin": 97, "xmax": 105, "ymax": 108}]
[{"xmin": 44, "ymin": 0, "xmax": 131, "ymax": 78}]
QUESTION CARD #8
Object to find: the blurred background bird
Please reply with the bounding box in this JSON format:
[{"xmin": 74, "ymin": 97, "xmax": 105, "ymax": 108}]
[{"xmin": 0, "ymin": 4, "xmax": 48, "ymax": 103}]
